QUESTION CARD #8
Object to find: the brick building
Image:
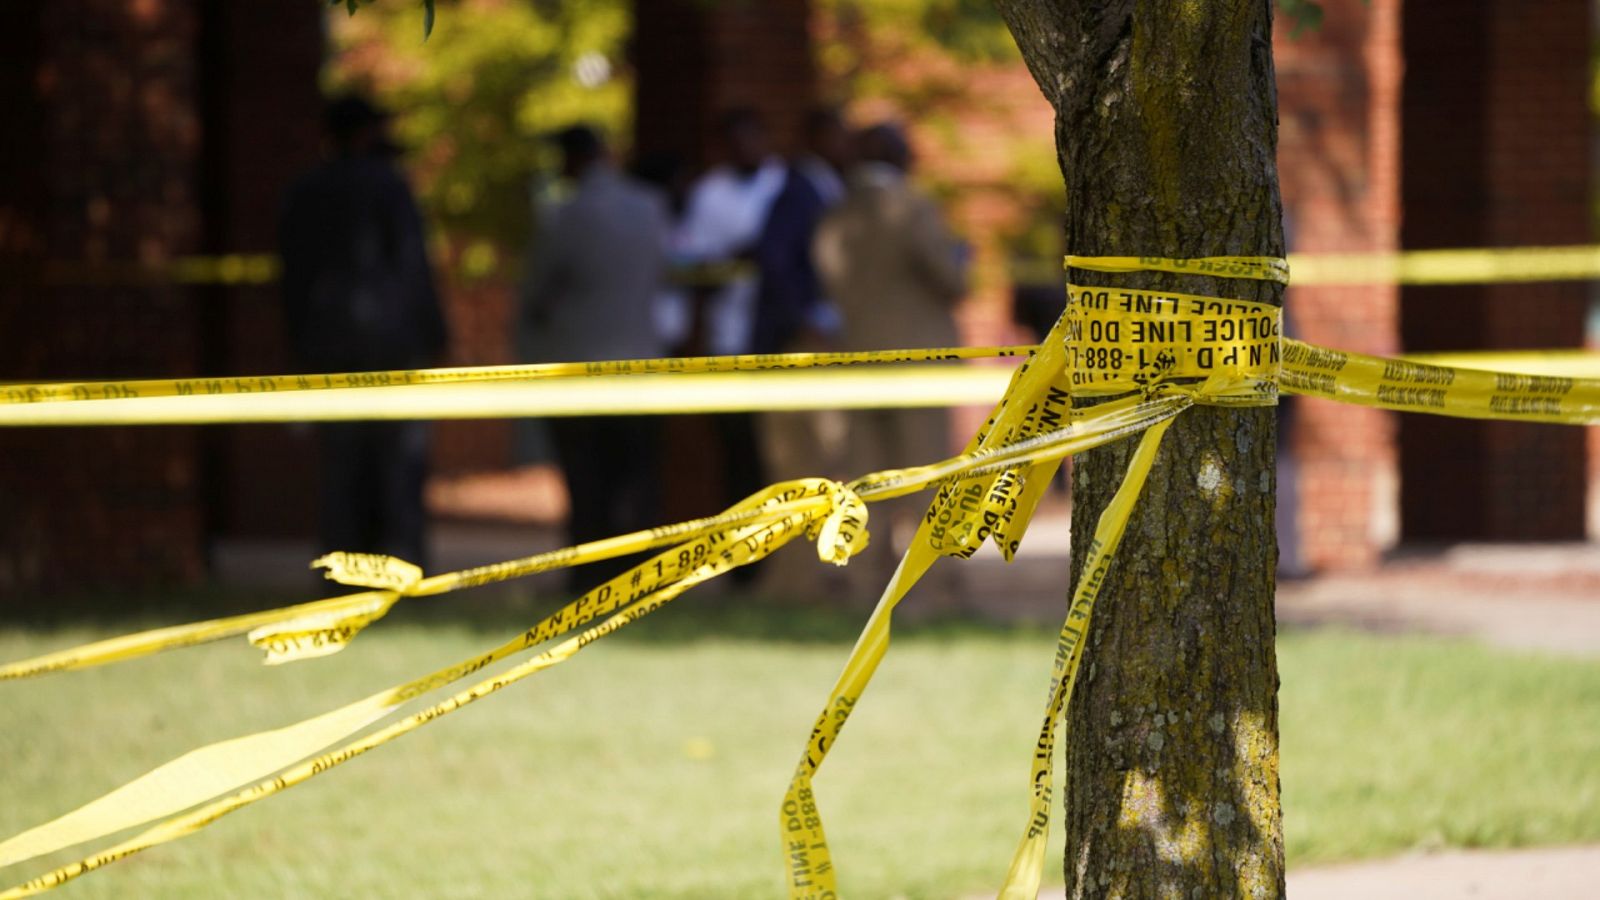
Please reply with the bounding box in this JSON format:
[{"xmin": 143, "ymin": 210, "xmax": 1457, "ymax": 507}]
[
  {"xmin": 0, "ymin": 1, "xmax": 323, "ymax": 596},
  {"xmin": 1277, "ymin": 0, "xmax": 1597, "ymax": 568},
  {"xmin": 0, "ymin": 0, "xmax": 823, "ymax": 598},
  {"xmin": 0, "ymin": 0, "xmax": 1593, "ymax": 597}
]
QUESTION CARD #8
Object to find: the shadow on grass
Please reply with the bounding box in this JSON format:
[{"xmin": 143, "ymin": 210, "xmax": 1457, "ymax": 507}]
[
  {"xmin": 0, "ymin": 579, "xmax": 1057, "ymax": 646},
  {"xmin": 0, "ymin": 583, "xmax": 305, "ymax": 630}
]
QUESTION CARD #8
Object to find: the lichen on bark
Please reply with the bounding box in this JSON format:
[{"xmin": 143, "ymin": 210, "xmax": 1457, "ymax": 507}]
[{"xmin": 993, "ymin": 1, "xmax": 1287, "ymax": 897}]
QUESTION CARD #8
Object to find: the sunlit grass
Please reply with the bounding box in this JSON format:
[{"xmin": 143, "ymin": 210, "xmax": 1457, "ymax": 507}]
[
  {"xmin": 2, "ymin": 596, "xmax": 1598, "ymax": 898},
  {"xmin": 1280, "ymin": 629, "xmax": 1600, "ymax": 863}
]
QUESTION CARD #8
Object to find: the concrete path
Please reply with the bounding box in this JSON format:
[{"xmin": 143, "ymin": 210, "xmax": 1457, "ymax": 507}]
[
  {"xmin": 216, "ymin": 506, "xmax": 1600, "ymax": 657},
  {"xmin": 1013, "ymin": 845, "xmax": 1600, "ymax": 899},
  {"xmin": 1287, "ymin": 845, "xmax": 1600, "ymax": 899},
  {"xmin": 1271, "ymin": 540, "xmax": 1600, "ymax": 657},
  {"xmin": 952, "ymin": 508, "xmax": 1600, "ymax": 658},
  {"xmin": 997, "ymin": 845, "xmax": 1600, "ymax": 899}
]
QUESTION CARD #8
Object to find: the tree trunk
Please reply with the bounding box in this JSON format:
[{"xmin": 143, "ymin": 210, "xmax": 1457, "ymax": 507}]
[{"xmin": 993, "ymin": 2, "xmax": 1286, "ymax": 897}]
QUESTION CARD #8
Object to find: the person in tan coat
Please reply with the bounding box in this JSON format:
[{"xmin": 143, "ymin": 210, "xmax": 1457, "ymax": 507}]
[{"xmin": 813, "ymin": 123, "xmax": 969, "ymax": 606}]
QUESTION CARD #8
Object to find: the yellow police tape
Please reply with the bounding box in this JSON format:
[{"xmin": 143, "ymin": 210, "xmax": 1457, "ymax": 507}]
[
  {"xmin": 3, "ymin": 255, "xmax": 1599, "ymax": 898},
  {"xmin": 27, "ymin": 243, "xmax": 1600, "ymax": 288},
  {"xmin": 13, "ymin": 254, "xmax": 282, "ymax": 287},
  {"xmin": 0, "ymin": 478, "xmax": 863, "ymax": 885},
  {"xmin": 0, "ymin": 394, "xmax": 1188, "ymax": 897},
  {"xmin": 1015, "ymin": 243, "xmax": 1600, "ymax": 285},
  {"xmin": 1404, "ymin": 349, "xmax": 1600, "ymax": 380},
  {"xmin": 0, "ymin": 365, "xmax": 1022, "ymax": 424},
  {"xmin": 3, "ymin": 343, "xmax": 1595, "ymax": 425},
  {"xmin": 783, "ymin": 259, "xmax": 1287, "ymax": 900},
  {"xmin": 1287, "ymin": 244, "xmax": 1600, "ymax": 286},
  {"xmin": 0, "ymin": 347, "xmax": 1028, "ymax": 425}
]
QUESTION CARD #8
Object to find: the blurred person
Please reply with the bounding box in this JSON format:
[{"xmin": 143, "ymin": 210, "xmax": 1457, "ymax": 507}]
[
  {"xmin": 674, "ymin": 109, "xmax": 786, "ymax": 581},
  {"xmin": 675, "ymin": 107, "xmax": 787, "ymax": 356},
  {"xmin": 750, "ymin": 108, "xmax": 853, "ymax": 598},
  {"xmin": 813, "ymin": 122, "xmax": 969, "ymax": 605},
  {"xmin": 752, "ymin": 107, "xmax": 850, "ymax": 355},
  {"xmin": 629, "ymin": 150, "xmax": 695, "ymax": 352},
  {"xmin": 1011, "ymin": 282, "xmax": 1065, "ymax": 345},
  {"xmin": 279, "ymin": 93, "xmax": 448, "ymax": 572},
  {"xmin": 521, "ymin": 125, "xmax": 669, "ymax": 586}
]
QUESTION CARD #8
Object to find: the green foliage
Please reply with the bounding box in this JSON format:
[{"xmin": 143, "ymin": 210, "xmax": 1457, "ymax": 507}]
[
  {"xmin": 1277, "ymin": 0, "xmax": 1325, "ymax": 37},
  {"xmin": 1277, "ymin": 1, "xmax": 1375, "ymax": 39},
  {"xmin": 332, "ymin": 0, "xmax": 437, "ymax": 40},
  {"xmin": 912, "ymin": 0, "xmax": 1019, "ymax": 62},
  {"xmin": 817, "ymin": 0, "xmax": 1064, "ymax": 283},
  {"xmin": 327, "ymin": 0, "xmax": 629, "ymax": 272},
  {"xmin": 323, "ymin": 0, "xmax": 1334, "ymax": 279}
]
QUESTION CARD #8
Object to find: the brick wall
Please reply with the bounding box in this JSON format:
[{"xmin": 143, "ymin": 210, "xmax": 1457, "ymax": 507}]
[
  {"xmin": 1399, "ymin": 0, "xmax": 1591, "ymax": 542},
  {"xmin": 0, "ymin": 1, "xmax": 333, "ymax": 596},
  {"xmin": 0, "ymin": 0, "xmax": 207, "ymax": 597},
  {"xmin": 198, "ymin": 2, "xmax": 325, "ymax": 538},
  {"xmin": 1277, "ymin": 0, "xmax": 1594, "ymax": 564},
  {"xmin": 1275, "ymin": 0, "xmax": 1403, "ymax": 569},
  {"xmin": 430, "ymin": 276, "xmax": 517, "ymax": 475},
  {"xmin": 633, "ymin": 0, "xmax": 816, "ymax": 164}
]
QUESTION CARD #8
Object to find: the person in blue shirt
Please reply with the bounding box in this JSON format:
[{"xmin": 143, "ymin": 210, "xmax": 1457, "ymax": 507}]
[{"xmin": 751, "ymin": 108, "xmax": 851, "ymax": 355}]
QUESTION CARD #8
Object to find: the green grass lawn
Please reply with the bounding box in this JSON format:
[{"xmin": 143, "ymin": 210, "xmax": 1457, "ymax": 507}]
[{"xmin": 2, "ymin": 596, "xmax": 1599, "ymax": 899}]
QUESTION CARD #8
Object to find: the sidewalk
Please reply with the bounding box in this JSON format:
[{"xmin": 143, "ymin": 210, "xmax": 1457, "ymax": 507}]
[
  {"xmin": 1274, "ymin": 543, "xmax": 1600, "ymax": 657},
  {"xmin": 1287, "ymin": 845, "xmax": 1600, "ymax": 900},
  {"xmin": 955, "ymin": 505, "xmax": 1600, "ymax": 658},
  {"xmin": 215, "ymin": 504, "xmax": 1600, "ymax": 658},
  {"xmin": 1001, "ymin": 845, "xmax": 1600, "ymax": 900}
]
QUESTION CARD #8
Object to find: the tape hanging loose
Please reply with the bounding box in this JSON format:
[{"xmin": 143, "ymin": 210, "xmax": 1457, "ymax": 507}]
[
  {"xmin": 1000, "ymin": 417, "xmax": 1174, "ymax": 898},
  {"xmin": 781, "ymin": 257, "xmax": 1284, "ymax": 899},
  {"xmin": 0, "ymin": 391, "xmax": 1187, "ymax": 895},
  {"xmin": 1, "ymin": 486, "xmax": 862, "ymax": 679},
  {"xmin": 30, "ymin": 242, "xmax": 1600, "ymax": 288},
  {"xmin": 4, "ymin": 252, "xmax": 1600, "ymax": 898},
  {"xmin": 0, "ymin": 479, "xmax": 851, "ymax": 887}
]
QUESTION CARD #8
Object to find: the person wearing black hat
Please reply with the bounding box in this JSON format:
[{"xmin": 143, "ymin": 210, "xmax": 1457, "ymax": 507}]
[
  {"xmin": 278, "ymin": 92, "xmax": 449, "ymax": 574},
  {"xmin": 521, "ymin": 124, "xmax": 670, "ymax": 584}
]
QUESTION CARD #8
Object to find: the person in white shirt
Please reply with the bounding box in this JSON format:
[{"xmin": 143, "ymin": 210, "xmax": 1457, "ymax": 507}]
[
  {"xmin": 674, "ymin": 107, "xmax": 788, "ymax": 356},
  {"xmin": 672, "ymin": 110, "xmax": 787, "ymax": 572}
]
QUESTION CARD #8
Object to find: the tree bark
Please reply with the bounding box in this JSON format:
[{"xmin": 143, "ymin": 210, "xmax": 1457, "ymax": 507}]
[{"xmin": 993, "ymin": 2, "xmax": 1286, "ymax": 897}]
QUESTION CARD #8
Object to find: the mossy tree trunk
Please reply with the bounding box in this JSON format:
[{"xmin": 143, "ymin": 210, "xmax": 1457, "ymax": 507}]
[{"xmin": 993, "ymin": 1, "xmax": 1287, "ymax": 897}]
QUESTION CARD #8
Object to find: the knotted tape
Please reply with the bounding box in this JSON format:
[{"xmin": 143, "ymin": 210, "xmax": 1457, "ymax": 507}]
[
  {"xmin": 5, "ymin": 252, "xmax": 1600, "ymax": 898},
  {"xmin": 782, "ymin": 256, "xmax": 1283, "ymax": 900}
]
